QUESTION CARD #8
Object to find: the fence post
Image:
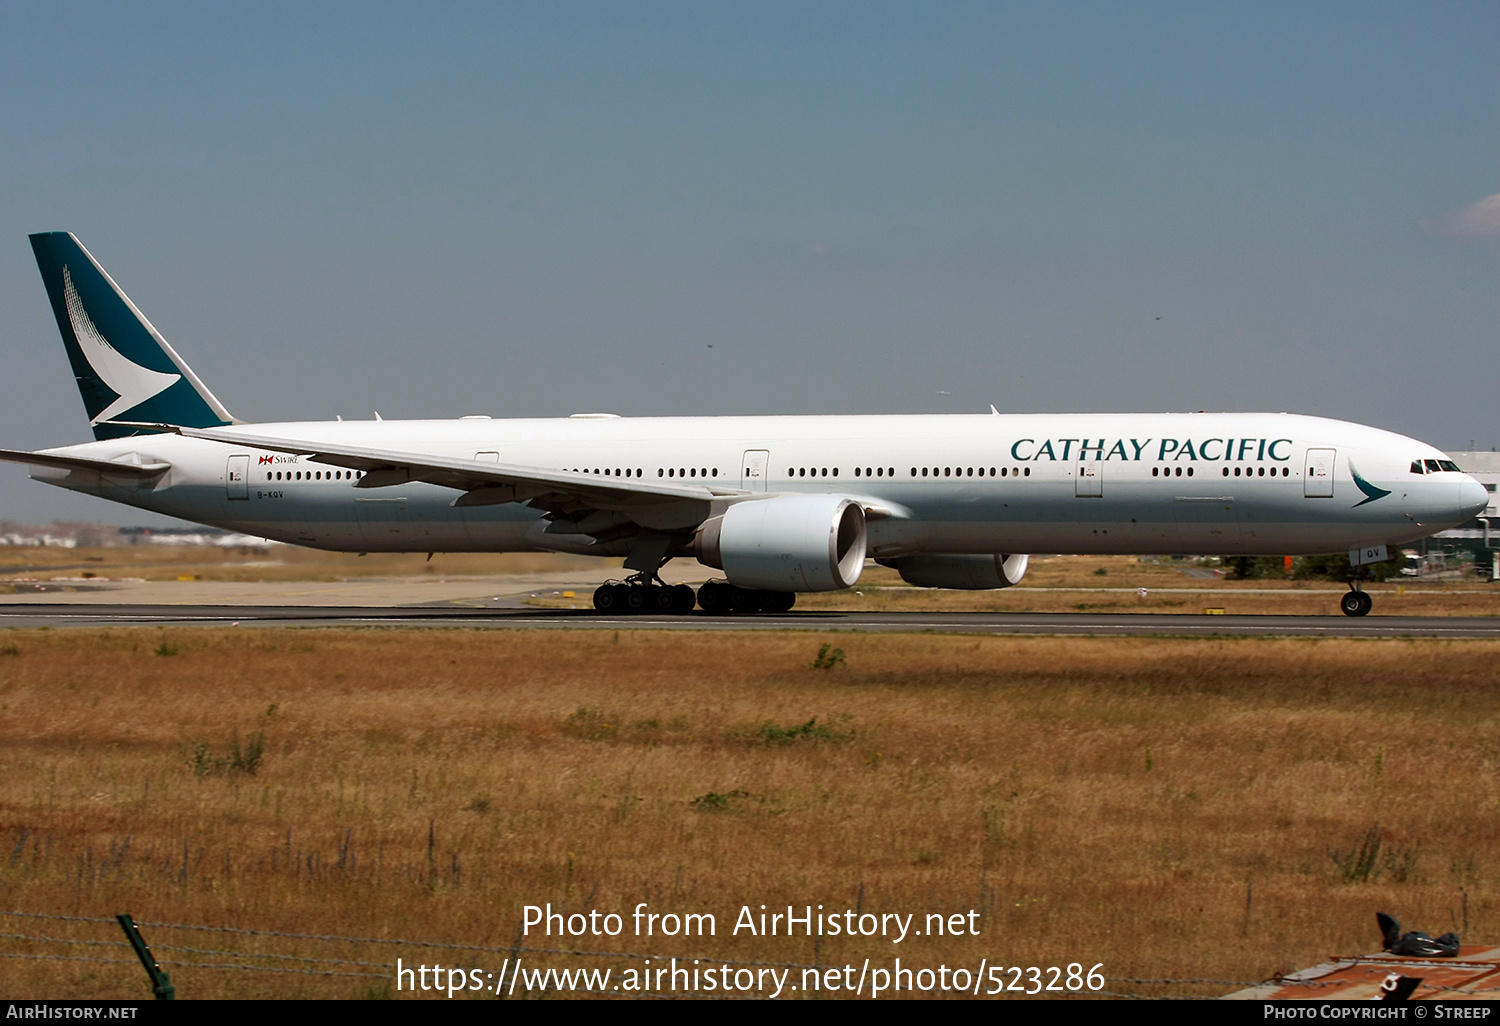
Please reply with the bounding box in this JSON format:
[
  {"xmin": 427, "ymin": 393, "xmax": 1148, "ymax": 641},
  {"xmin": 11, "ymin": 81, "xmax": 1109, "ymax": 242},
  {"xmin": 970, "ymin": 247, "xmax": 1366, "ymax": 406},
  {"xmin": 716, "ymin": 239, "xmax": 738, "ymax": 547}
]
[{"xmin": 115, "ymin": 913, "xmax": 175, "ymax": 1000}]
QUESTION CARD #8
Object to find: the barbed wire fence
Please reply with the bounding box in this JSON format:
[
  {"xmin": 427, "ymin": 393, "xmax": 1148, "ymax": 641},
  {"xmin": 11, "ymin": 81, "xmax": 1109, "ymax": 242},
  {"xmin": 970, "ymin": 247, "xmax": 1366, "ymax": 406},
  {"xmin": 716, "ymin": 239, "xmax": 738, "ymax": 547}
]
[{"xmin": 4, "ymin": 910, "xmax": 1488, "ymax": 999}]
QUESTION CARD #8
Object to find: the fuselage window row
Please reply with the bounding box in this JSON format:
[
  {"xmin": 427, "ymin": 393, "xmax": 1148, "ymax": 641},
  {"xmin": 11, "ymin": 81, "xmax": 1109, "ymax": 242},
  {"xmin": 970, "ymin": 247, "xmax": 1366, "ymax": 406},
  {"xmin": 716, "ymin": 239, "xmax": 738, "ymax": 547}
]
[
  {"xmin": 1220, "ymin": 466, "xmax": 1290, "ymax": 478},
  {"xmin": 267, "ymin": 470, "xmax": 366, "ymax": 482},
  {"xmin": 911, "ymin": 466, "xmax": 1027, "ymax": 478}
]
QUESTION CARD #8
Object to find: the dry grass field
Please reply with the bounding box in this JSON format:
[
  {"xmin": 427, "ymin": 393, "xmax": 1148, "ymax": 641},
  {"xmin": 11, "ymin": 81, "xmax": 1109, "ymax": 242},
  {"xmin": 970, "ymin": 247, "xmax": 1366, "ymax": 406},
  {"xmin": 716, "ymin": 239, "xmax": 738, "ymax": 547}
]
[
  {"xmin": 0, "ymin": 545, "xmax": 611, "ymax": 584},
  {"xmin": 2, "ymin": 627, "xmax": 1498, "ymax": 999}
]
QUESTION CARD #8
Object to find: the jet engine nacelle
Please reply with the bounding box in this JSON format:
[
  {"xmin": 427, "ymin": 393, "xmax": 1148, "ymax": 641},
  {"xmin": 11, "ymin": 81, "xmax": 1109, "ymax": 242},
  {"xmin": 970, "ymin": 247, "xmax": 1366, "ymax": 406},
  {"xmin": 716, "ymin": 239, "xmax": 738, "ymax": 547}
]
[
  {"xmin": 882, "ymin": 553, "xmax": 1029, "ymax": 590},
  {"xmin": 694, "ymin": 494, "xmax": 867, "ymax": 592}
]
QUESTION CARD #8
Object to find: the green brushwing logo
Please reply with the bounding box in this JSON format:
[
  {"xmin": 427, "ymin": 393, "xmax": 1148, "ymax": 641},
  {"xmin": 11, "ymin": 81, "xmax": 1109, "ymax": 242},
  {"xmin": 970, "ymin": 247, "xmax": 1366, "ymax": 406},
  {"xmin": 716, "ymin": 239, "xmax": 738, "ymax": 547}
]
[{"xmin": 1349, "ymin": 462, "xmax": 1391, "ymax": 507}]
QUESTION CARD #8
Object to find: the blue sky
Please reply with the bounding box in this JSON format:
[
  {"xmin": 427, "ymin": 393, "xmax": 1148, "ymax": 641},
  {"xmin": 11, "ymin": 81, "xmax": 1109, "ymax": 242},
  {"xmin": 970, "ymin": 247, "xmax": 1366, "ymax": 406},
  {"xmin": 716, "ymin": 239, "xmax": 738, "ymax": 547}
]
[{"xmin": 1, "ymin": 1, "xmax": 1495, "ymax": 524}]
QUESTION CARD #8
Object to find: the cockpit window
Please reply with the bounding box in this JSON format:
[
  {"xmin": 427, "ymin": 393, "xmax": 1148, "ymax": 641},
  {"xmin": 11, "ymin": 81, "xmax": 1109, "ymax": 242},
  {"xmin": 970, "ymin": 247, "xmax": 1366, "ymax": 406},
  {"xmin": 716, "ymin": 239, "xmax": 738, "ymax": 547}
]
[
  {"xmin": 1411, "ymin": 461, "xmax": 1425, "ymax": 475},
  {"xmin": 1439, "ymin": 460, "xmax": 1461, "ymax": 472},
  {"xmin": 1424, "ymin": 459, "xmax": 1443, "ymax": 473}
]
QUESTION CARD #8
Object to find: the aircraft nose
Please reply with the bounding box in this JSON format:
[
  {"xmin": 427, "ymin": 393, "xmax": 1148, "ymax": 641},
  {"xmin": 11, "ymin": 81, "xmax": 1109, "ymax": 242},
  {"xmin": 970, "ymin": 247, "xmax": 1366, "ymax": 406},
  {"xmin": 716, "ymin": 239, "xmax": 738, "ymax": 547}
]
[{"xmin": 1460, "ymin": 476, "xmax": 1489, "ymax": 520}]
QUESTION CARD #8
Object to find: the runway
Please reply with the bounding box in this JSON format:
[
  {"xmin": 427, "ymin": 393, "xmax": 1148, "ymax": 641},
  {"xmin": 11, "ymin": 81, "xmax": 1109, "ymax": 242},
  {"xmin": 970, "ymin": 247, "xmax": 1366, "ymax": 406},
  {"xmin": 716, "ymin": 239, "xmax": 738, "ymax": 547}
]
[{"xmin": 1, "ymin": 602, "xmax": 1497, "ymax": 637}]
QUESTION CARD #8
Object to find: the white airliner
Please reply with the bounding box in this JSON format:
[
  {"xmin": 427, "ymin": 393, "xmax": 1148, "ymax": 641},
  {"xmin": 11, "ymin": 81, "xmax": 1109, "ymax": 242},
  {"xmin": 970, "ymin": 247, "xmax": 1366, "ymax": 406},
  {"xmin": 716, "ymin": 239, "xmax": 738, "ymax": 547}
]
[{"xmin": 3, "ymin": 232, "xmax": 1487, "ymax": 616}]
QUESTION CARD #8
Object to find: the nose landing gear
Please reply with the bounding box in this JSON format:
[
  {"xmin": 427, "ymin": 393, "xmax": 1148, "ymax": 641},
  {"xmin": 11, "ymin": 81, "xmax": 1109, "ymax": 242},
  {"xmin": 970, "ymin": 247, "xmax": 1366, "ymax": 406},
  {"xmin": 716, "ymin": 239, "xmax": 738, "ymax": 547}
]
[{"xmin": 1340, "ymin": 585, "xmax": 1373, "ymax": 617}]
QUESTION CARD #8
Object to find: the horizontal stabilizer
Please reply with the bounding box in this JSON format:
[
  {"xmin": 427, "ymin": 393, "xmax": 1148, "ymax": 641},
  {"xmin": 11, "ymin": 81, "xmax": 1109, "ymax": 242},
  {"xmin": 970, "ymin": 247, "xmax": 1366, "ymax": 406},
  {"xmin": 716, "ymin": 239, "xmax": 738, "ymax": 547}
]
[{"xmin": 0, "ymin": 447, "xmax": 170, "ymax": 476}]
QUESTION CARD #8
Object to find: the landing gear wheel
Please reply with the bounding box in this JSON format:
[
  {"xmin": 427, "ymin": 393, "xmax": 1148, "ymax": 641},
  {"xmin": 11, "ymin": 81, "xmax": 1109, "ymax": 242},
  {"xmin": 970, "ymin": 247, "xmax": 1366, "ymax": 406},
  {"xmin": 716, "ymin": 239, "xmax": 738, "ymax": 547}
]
[
  {"xmin": 1340, "ymin": 590, "xmax": 1373, "ymax": 617},
  {"xmin": 696, "ymin": 581, "xmax": 732, "ymax": 614},
  {"xmin": 729, "ymin": 586, "xmax": 762, "ymax": 613},
  {"xmin": 593, "ymin": 584, "xmax": 620, "ymax": 612},
  {"xmin": 670, "ymin": 584, "xmax": 697, "ymax": 614},
  {"xmin": 759, "ymin": 591, "xmax": 795, "ymax": 613},
  {"xmin": 625, "ymin": 586, "xmax": 649, "ymax": 614}
]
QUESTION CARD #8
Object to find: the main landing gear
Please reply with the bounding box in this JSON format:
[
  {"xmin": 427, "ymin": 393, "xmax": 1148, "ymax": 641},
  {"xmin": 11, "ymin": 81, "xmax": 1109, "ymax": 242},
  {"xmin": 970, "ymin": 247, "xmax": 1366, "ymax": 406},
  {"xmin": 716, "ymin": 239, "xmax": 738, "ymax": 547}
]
[
  {"xmin": 1340, "ymin": 582, "xmax": 1373, "ymax": 617},
  {"xmin": 589, "ymin": 577, "xmax": 797, "ymax": 615},
  {"xmin": 592, "ymin": 574, "xmax": 696, "ymax": 615},
  {"xmin": 696, "ymin": 580, "xmax": 795, "ymax": 614}
]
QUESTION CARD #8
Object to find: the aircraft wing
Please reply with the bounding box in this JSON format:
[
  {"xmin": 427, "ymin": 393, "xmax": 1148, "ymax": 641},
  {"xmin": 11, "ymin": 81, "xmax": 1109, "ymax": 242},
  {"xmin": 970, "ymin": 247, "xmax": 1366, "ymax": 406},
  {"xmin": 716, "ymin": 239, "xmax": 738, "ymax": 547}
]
[
  {"xmin": 0, "ymin": 447, "xmax": 171, "ymax": 477},
  {"xmin": 159, "ymin": 424, "xmax": 745, "ymax": 517}
]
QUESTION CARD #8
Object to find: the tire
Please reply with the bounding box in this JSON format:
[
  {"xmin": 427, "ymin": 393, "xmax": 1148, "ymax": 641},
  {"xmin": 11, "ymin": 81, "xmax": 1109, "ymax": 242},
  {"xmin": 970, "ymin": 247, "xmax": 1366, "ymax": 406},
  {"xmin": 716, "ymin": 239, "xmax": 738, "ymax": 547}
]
[
  {"xmin": 696, "ymin": 581, "xmax": 732, "ymax": 614},
  {"xmin": 593, "ymin": 584, "xmax": 619, "ymax": 612},
  {"xmin": 1357, "ymin": 591, "xmax": 1373, "ymax": 616},
  {"xmin": 1340, "ymin": 591, "xmax": 1369, "ymax": 617},
  {"xmin": 670, "ymin": 584, "xmax": 697, "ymax": 614},
  {"xmin": 624, "ymin": 586, "xmax": 648, "ymax": 614},
  {"xmin": 729, "ymin": 586, "xmax": 762, "ymax": 614},
  {"xmin": 759, "ymin": 591, "xmax": 796, "ymax": 613}
]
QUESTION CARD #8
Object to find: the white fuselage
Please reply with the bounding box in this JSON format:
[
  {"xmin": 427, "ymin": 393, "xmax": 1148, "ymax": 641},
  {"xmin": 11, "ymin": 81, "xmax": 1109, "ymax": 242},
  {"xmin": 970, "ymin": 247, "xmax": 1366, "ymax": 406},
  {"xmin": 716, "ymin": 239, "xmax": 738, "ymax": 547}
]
[{"xmin": 29, "ymin": 411, "xmax": 1487, "ymax": 562}]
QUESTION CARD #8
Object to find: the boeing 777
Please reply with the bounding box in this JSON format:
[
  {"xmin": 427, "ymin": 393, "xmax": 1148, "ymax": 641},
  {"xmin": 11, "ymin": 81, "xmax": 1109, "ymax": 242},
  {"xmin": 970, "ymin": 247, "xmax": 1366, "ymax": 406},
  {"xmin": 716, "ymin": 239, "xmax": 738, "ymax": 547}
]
[{"xmin": 2, "ymin": 233, "xmax": 1487, "ymax": 616}]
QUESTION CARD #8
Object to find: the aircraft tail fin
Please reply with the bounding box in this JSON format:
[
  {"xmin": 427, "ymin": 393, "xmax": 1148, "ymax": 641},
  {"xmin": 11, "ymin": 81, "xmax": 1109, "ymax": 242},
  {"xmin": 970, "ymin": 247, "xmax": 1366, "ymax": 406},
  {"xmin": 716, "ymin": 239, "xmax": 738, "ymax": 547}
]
[{"xmin": 29, "ymin": 232, "xmax": 235, "ymax": 440}]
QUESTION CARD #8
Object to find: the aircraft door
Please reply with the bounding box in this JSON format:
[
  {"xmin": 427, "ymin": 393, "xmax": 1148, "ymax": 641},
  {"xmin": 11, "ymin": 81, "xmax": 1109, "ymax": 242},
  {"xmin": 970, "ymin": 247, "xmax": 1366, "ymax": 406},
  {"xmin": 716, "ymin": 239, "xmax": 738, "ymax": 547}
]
[
  {"xmin": 226, "ymin": 455, "xmax": 249, "ymax": 500},
  {"xmin": 1304, "ymin": 448, "xmax": 1335, "ymax": 498},
  {"xmin": 1075, "ymin": 455, "xmax": 1103, "ymax": 497},
  {"xmin": 741, "ymin": 450, "xmax": 769, "ymax": 492}
]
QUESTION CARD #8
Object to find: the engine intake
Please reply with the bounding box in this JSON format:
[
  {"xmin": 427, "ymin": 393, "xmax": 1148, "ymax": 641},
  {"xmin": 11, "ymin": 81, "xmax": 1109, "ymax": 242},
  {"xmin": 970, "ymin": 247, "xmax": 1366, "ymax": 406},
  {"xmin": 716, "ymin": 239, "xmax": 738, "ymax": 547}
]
[
  {"xmin": 882, "ymin": 553, "xmax": 1029, "ymax": 590},
  {"xmin": 695, "ymin": 494, "xmax": 867, "ymax": 591}
]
